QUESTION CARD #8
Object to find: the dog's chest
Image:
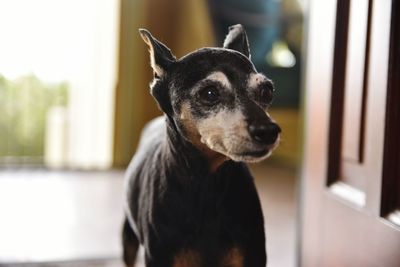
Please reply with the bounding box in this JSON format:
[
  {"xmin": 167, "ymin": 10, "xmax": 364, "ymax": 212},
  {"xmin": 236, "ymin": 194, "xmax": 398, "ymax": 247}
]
[
  {"xmin": 161, "ymin": 171, "xmax": 246, "ymax": 241},
  {"xmin": 166, "ymin": 177, "xmax": 246, "ymax": 267}
]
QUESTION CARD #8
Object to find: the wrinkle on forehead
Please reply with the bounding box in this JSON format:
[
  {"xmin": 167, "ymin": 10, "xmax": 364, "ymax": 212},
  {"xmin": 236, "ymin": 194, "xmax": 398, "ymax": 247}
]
[
  {"xmin": 247, "ymin": 73, "xmax": 267, "ymax": 89},
  {"xmin": 204, "ymin": 71, "xmax": 232, "ymax": 89}
]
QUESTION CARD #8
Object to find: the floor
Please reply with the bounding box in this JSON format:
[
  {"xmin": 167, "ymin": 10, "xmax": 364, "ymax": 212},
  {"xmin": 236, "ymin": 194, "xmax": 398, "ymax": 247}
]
[{"xmin": 0, "ymin": 163, "xmax": 297, "ymax": 267}]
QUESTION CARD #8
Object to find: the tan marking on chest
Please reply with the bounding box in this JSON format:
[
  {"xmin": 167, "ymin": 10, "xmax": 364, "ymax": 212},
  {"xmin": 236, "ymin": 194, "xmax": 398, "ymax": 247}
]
[
  {"xmin": 173, "ymin": 249, "xmax": 201, "ymax": 267},
  {"xmin": 221, "ymin": 247, "xmax": 244, "ymax": 267}
]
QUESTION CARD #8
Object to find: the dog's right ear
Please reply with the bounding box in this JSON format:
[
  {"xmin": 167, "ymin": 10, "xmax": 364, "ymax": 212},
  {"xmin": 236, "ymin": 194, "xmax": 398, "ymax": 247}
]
[
  {"xmin": 139, "ymin": 29, "xmax": 176, "ymax": 78},
  {"xmin": 223, "ymin": 24, "xmax": 250, "ymax": 58}
]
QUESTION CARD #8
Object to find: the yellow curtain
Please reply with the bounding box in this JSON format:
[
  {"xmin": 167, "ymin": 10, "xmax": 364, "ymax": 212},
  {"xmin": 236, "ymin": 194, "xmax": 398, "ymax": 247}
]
[{"xmin": 113, "ymin": 0, "xmax": 215, "ymax": 167}]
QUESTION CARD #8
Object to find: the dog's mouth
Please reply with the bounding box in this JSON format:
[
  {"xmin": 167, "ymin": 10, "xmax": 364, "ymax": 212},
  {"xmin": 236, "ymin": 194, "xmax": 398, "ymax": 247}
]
[
  {"xmin": 199, "ymin": 131, "xmax": 280, "ymax": 163},
  {"xmin": 230, "ymin": 137, "xmax": 280, "ymax": 163},
  {"xmin": 231, "ymin": 147, "xmax": 271, "ymax": 163},
  {"xmin": 238, "ymin": 148, "xmax": 269, "ymax": 158}
]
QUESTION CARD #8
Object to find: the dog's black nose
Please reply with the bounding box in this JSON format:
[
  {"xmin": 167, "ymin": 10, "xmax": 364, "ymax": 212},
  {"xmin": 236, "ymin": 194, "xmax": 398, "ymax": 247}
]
[{"xmin": 248, "ymin": 122, "xmax": 281, "ymax": 145}]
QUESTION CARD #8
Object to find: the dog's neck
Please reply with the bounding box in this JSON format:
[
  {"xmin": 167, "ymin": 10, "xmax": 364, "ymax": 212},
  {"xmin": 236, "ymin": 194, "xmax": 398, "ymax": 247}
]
[{"xmin": 164, "ymin": 115, "xmax": 228, "ymax": 174}]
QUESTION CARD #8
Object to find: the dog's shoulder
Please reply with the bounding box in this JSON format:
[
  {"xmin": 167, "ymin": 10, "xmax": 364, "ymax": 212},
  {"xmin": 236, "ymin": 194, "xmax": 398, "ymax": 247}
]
[
  {"xmin": 124, "ymin": 116, "xmax": 166, "ymax": 228},
  {"xmin": 125, "ymin": 116, "xmax": 166, "ymax": 191},
  {"xmin": 128, "ymin": 116, "xmax": 165, "ymax": 165},
  {"xmin": 137, "ymin": 115, "xmax": 166, "ymax": 151}
]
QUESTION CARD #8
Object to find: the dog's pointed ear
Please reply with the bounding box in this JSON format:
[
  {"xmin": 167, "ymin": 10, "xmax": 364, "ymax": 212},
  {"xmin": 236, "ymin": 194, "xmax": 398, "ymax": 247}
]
[
  {"xmin": 139, "ymin": 29, "xmax": 176, "ymax": 78},
  {"xmin": 223, "ymin": 24, "xmax": 250, "ymax": 58}
]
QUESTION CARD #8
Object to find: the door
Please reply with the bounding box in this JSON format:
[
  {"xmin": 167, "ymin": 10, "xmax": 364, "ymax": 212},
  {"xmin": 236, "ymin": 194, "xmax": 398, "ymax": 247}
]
[{"xmin": 301, "ymin": 0, "xmax": 400, "ymax": 266}]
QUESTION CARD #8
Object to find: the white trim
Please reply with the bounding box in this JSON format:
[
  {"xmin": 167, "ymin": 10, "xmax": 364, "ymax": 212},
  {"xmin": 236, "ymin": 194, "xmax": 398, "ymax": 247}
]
[
  {"xmin": 329, "ymin": 182, "xmax": 366, "ymax": 207},
  {"xmin": 387, "ymin": 210, "xmax": 400, "ymax": 227}
]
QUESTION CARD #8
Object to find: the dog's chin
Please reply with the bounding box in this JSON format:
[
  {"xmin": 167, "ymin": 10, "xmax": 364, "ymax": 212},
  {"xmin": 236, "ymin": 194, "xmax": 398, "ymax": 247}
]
[
  {"xmin": 204, "ymin": 144, "xmax": 272, "ymax": 163},
  {"xmin": 213, "ymin": 145, "xmax": 276, "ymax": 163},
  {"xmin": 227, "ymin": 138, "xmax": 281, "ymax": 163},
  {"xmin": 228, "ymin": 148, "xmax": 272, "ymax": 163},
  {"xmin": 201, "ymin": 136, "xmax": 280, "ymax": 163}
]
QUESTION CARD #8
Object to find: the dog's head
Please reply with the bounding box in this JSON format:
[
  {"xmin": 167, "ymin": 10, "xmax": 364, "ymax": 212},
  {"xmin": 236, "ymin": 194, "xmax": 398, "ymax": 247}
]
[{"xmin": 140, "ymin": 24, "xmax": 280, "ymax": 163}]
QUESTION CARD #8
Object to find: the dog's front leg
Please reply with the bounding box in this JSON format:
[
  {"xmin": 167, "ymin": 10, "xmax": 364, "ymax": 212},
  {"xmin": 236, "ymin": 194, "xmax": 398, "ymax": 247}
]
[
  {"xmin": 243, "ymin": 243, "xmax": 267, "ymax": 267},
  {"xmin": 241, "ymin": 226, "xmax": 267, "ymax": 267},
  {"xmin": 144, "ymin": 252, "xmax": 172, "ymax": 267},
  {"xmin": 142, "ymin": 237, "xmax": 177, "ymax": 267},
  {"xmin": 122, "ymin": 217, "xmax": 140, "ymax": 267}
]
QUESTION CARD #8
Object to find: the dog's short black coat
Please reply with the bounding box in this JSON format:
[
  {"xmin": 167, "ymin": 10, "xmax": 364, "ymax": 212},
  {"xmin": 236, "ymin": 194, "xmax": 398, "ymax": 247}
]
[{"xmin": 123, "ymin": 24, "xmax": 280, "ymax": 267}]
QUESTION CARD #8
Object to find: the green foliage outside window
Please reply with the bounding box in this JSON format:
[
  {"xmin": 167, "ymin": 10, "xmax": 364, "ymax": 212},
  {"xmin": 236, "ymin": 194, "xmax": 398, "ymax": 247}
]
[{"xmin": 0, "ymin": 74, "xmax": 68, "ymax": 163}]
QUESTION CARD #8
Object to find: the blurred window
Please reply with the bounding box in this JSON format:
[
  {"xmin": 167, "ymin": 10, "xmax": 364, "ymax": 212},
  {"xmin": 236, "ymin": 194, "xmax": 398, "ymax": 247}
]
[{"xmin": 0, "ymin": 0, "xmax": 120, "ymax": 169}]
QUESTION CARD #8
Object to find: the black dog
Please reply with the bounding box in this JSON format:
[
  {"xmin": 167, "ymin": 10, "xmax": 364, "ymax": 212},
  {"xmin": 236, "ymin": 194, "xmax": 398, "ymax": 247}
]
[{"xmin": 123, "ymin": 24, "xmax": 280, "ymax": 267}]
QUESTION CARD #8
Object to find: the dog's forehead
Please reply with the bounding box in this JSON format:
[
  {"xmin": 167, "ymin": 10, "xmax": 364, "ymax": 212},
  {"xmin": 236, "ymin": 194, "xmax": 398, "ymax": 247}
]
[
  {"xmin": 174, "ymin": 48, "xmax": 258, "ymax": 87},
  {"xmin": 181, "ymin": 47, "xmax": 254, "ymax": 65}
]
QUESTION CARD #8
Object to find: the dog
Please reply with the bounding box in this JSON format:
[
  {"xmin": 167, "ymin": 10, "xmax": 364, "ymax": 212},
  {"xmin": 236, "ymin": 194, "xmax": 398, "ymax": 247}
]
[{"xmin": 122, "ymin": 24, "xmax": 281, "ymax": 267}]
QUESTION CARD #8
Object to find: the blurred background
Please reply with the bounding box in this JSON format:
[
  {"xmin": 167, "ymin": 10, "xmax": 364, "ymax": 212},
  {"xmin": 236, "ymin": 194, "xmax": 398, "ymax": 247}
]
[{"xmin": 0, "ymin": 0, "xmax": 305, "ymax": 266}]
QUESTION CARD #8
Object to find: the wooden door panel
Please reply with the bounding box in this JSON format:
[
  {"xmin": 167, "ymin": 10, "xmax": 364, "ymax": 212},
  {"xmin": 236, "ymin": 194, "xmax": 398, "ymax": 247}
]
[
  {"xmin": 331, "ymin": 0, "xmax": 377, "ymax": 202},
  {"xmin": 381, "ymin": 0, "xmax": 400, "ymax": 225},
  {"xmin": 301, "ymin": 0, "xmax": 400, "ymax": 266},
  {"xmin": 301, "ymin": 1, "xmax": 339, "ymax": 266},
  {"xmin": 342, "ymin": 0, "xmax": 370, "ymax": 164},
  {"xmin": 363, "ymin": 0, "xmax": 393, "ymax": 216},
  {"xmin": 320, "ymin": 197, "xmax": 400, "ymax": 266}
]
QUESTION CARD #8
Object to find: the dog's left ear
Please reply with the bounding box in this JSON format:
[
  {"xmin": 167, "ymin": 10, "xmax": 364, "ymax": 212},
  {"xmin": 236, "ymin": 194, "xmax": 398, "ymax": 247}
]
[
  {"xmin": 139, "ymin": 29, "xmax": 176, "ymax": 78},
  {"xmin": 223, "ymin": 24, "xmax": 250, "ymax": 58}
]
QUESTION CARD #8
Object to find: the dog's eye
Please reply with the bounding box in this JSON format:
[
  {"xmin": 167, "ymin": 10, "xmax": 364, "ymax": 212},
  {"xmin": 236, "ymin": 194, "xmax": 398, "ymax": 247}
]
[{"xmin": 198, "ymin": 86, "xmax": 220, "ymax": 104}]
